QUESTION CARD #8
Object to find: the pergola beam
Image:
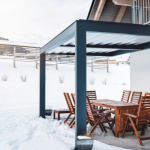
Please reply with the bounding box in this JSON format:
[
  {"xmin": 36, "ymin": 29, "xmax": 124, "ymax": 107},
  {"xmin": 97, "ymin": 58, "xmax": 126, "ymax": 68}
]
[
  {"xmin": 115, "ymin": 6, "xmax": 127, "ymax": 22},
  {"xmin": 60, "ymin": 44, "xmax": 143, "ymax": 50},
  {"xmin": 40, "ymin": 22, "xmax": 76, "ymax": 54},
  {"xmin": 93, "ymin": 0, "xmax": 106, "ymax": 20}
]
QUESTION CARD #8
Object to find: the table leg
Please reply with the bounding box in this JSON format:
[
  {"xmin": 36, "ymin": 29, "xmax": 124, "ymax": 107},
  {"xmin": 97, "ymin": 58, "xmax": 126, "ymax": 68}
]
[
  {"xmin": 58, "ymin": 113, "xmax": 60, "ymax": 120},
  {"xmin": 53, "ymin": 111, "xmax": 55, "ymax": 119},
  {"xmin": 115, "ymin": 108, "xmax": 119, "ymax": 137}
]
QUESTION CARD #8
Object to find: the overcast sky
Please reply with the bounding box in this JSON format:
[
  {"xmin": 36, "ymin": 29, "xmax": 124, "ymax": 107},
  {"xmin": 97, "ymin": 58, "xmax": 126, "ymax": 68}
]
[{"xmin": 0, "ymin": 0, "xmax": 92, "ymax": 44}]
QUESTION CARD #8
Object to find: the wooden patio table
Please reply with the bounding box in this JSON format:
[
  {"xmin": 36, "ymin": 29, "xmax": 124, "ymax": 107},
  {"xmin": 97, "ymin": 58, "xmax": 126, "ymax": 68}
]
[{"xmin": 92, "ymin": 99, "xmax": 139, "ymax": 137}]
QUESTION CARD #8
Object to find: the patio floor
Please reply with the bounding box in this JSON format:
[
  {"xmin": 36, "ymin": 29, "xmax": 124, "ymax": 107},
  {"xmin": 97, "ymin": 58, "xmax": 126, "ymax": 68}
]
[{"xmin": 92, "ymin": 125, "xmax": 150, "ymax": 150}]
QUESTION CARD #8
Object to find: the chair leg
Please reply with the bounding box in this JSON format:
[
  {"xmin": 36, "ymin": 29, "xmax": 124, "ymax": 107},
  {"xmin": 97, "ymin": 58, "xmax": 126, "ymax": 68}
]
[
  {"xmin": 101, "ymin": 124, "xmax": 107, "ymax": 133},
  {"xmin": 70, "ymin": 121, "xmax": 75, "ymax": 128},
  {"xmin": 88, "ymin": 117, "xmax": 102, "ymax": 135},
  {"xmin": 129, "ymin": 117, "xmax": 143, "ymax": 146},
  {"xmin": 69, "ymin": 116, "xmax": 75, "ymax": 126},
  {"xmin": 141, "ymin": 124, "xmax": 146, "ymax": 136},
  {"xmin": 122, "ymin": 117, "xmax": 129, "ymax": 138},
  {"xmin": 98, "ymin": 124, "xmax": 104, "ymax": 132},
  {"xmin": 64, "ymin": 113, "xmax": 72, "ymax": 124},
  {"xmin": 108, "ymin": 122, "xmax": 115, "ymax": 136}
]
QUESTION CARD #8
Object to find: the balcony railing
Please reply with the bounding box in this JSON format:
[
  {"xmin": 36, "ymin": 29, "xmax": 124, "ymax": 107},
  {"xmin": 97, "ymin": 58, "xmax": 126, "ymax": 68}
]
[{"xmin": 133, "ymin": 0, "xmax": 150, "ymax": 24}]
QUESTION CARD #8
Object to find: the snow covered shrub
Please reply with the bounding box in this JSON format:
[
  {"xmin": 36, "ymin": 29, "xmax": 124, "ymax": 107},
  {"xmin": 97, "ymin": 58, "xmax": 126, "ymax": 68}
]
[
  {"xmin": 1, "ymin": 74, "xmax": 8, "ymax": 81},
  {"xmin": 20, "ymin": 74, "xmax": 27, "ymax": 82},
  {"xmin": 58, "ymin": 74, "xmax": 65, "ymax": 83},
  {"xmin": 88, "ymin": 77, "xmax": 95, "ymax": 85},
  {"xmin": 101, "ymin": 78, "xmax": 107, "ymax": 85},
  {"xmin": 122, "ymin": 82, "xmax": 126, "ymax": 85}
]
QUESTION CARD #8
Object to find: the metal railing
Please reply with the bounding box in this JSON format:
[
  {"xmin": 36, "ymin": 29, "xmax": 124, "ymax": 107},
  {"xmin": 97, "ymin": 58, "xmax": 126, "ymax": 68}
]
[{"xmin": 133, "ymin": 0, "xmax": 150, "ymax": 24}]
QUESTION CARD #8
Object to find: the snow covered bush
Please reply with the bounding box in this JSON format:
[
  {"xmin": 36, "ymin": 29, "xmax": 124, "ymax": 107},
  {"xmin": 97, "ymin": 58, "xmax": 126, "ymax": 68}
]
[
  {"xmin": 1, "ymin": 74, "xmax": 8, "ymax": 81},
  {"xmin": 20, "ymin": 74, "xmax": 27, "ymax": 82},
  {"xmin": 101, "ymin": 78, "xmax": 107, "ymax": 85},
  {"xmin": 58, "ymin": 74, "xmax": 65, "ymax": 83},
  {"xmin": 122, "ymin": 82, "xmax": 126, "ymax": 85},
  {"xmin": 88, "ymin": 77, "xmax": 95, "ymax": 85}
]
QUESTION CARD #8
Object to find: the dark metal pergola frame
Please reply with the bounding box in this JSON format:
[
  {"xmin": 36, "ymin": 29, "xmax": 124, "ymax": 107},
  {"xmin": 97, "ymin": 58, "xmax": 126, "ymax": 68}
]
[{"xmin": 39, "ymin": 20, "xmax": 150, "ymax": 149}]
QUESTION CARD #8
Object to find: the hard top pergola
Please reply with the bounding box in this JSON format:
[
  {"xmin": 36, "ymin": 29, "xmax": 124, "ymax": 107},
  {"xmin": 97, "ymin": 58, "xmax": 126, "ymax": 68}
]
[{"xmin": 39, "ymin": 20, "xmax": 150, "ymax": 149}]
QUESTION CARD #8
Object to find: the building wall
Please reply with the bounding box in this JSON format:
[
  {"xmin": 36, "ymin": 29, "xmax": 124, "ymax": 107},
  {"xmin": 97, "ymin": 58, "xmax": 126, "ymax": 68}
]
[{"xmin": 130, "ymin": 49, "xmax": 150, "ymax": 95}]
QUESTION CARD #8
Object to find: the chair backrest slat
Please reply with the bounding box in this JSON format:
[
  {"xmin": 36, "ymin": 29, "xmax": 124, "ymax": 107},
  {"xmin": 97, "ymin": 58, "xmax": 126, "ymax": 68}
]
[
  {"xmin": 130, "ymin": 91, "xmax": 142, "ymax": 104},
  {"xmin": 86, "ymin": 96, "xmax": 96, "ymax": 122},
  {"xmin": 137, "ymin": 96, "xmax": 150, "ymax": 125},
  {"xmin": 121, "ymin": 90, "xmax": 131, "ymax": 103},
  {"xmin": 64, "ymin": 93, "xmax": 74, "ymax": 114}
]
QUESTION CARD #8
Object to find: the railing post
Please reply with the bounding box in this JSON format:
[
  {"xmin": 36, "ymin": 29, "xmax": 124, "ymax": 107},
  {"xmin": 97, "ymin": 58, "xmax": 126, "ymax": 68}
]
[
  {"xmin": 39, "ymin": 53, "xmax": 45, "ymax": 118},
  {"xmin": 75, "ymin": 22, "xmax": 86, "ymax": 149},
  {"xmin": 107, "ymin": 57, "xmax": 109, "ymax": 73},
  {"xmin": 133, "ymin": 0, "xmax": 137, "ymax": 24},
  {"xmin": 56, "ymin": 55, "xmax": 58, "ymax": 70},
  {"xmin": 91, "ymin": 56, "xmax": 94, "ymax": 72}
]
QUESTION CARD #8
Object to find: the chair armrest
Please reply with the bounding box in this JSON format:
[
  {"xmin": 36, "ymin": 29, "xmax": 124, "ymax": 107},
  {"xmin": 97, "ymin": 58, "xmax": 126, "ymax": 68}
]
[{"xmin": 122, "ymin": 113, "xmax": 138, "ymax": 118}]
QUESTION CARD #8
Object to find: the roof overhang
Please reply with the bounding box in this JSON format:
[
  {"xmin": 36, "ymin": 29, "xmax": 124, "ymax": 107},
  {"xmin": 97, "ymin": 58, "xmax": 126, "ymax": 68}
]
[{"xmin": 40, "ymin": 20, "xmax": 150, "ymax": 56}]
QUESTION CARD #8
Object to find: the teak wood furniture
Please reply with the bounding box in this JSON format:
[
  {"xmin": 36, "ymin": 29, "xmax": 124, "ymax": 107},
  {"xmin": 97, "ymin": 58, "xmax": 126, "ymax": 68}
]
[
  {"xmin": 92, "ymin": 99, "xmax": 139, "ymax": 137},
  {"xmin": 53, "ymin": 109, "xmax": 70, "ymax": 120},
  {"xmin": 86, "ymin": 96, "xmax": 115, "ymax": 136},
  {"xmin": 121, "ymin": 90, "xmax": 131, "ymax": 103},
  {"xmin": 87, "ymin": 91, "xmax": 99, "ymax": 109},
  {"xmin": 122, "ymin": 96, "xmax": 150, "ymax": 146},
  {"xmin": 63, "ymin": 93, "xmax": 75, "ymax": 126},
  {"xmin": 145, "ymin": 92, "xmax": 150, "ymax": 96},
  {"xmin": 130, "ymin": 91, "xmax": 142, "ymax": 104}
]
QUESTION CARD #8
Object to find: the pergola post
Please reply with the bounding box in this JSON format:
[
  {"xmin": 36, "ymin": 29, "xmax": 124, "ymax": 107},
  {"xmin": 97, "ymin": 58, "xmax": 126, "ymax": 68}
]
[
  {"xmin": 13, "ymin": 46, "xmax": 16, "ymax": 68},
  {"xmin": 75, "ymin": 23, "xmax": 86, "ymax": 149},
  {"xmin": 39, "ymin": 53, "xmax": 45, "ymax": 118}
]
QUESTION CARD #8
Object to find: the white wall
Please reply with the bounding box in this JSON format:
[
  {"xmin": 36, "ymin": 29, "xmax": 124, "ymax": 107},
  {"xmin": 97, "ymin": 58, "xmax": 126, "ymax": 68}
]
[{"xmin": 130, "ymin": 49, "xmax": 150, "ymax": 95}]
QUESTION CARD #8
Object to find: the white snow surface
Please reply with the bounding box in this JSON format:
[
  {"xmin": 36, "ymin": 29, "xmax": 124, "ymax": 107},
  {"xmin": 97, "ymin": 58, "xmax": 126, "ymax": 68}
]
[{"xmin": 0, "ymin": 58, "xmax": 130, "ymax": 150}]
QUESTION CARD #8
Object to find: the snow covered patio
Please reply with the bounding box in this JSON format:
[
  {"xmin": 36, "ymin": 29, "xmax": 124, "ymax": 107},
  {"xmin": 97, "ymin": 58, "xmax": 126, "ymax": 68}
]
[
  {"xmin": 0, "ymin": 59, "xmax": 130, "ymax": 150},
  {"xmin": 40, "ymin": 20, "xmax": 150, "ymax": 149}
]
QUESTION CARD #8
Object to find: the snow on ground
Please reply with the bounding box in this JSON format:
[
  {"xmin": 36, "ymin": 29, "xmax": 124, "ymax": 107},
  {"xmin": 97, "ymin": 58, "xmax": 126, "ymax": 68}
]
[{"xmin": 0, "ymin": 58, "xmax": 130, "ymax": 150}]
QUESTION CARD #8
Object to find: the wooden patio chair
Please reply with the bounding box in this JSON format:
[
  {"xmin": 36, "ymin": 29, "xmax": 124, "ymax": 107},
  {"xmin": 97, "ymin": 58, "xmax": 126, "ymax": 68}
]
[
  {"xmin": 70, "ymin": 93, "xmax": 105, "ymax": 129},
  {"xmin": 87, "ymin": 91, "xmax": 98, "ymax": 109},
  {"xmin": 144, "ymin": 93, "xmax": 150, "ymax": 127},
  {"xmin": 121, "ymin": 90, "xmax": 131, "ymax": 103},
  {"xmin": 122, "ymin": 96, "xmax": 150, "ymax": 146},
  {"xmin": 130, "ymin": 91, "xmax": 142, "ymax": 104},
  {"xmin": 86, "ymin": 91, "xmax": 108, "ymax": 111},
  {"xmin": 63, "ymin": 93, "xmax": 75, "ymax": 126},
  {"xmin": 86, "ymin": 96, "xmax": 115, "ymax": 136},
  {"xmin": 145, "ymin": 92, "xmax": 150, "ymax": 96},
  {"xmin": 112, "ymin": 90, "xmax": 131, "ymax": 116}
]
